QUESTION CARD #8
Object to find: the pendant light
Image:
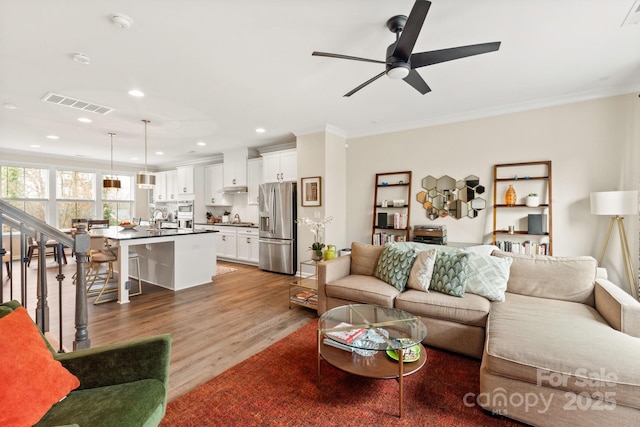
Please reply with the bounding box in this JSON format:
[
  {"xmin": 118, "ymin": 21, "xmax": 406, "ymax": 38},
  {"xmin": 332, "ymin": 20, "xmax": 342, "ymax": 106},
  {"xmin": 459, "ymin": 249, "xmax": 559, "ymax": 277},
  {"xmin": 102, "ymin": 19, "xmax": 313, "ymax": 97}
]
[
  {"xmin": 103, "ymin": 132, "xmax": 121, "ymax": 189},
  {"xmin": 136, "ymin": 119, "xmax": 156, "ymax": 189}
]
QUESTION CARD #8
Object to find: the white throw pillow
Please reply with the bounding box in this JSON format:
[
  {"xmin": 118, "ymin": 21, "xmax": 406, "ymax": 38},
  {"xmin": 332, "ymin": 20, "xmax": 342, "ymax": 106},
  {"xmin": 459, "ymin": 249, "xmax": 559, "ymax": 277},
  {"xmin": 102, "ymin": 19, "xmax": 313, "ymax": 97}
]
[
  {"xmin": 462, "ymin": 251, "xmax": 512, "ymax": 302},
  {"xmin": 406, "ymin": 249, "xmax": 437, "ymax": 292}
]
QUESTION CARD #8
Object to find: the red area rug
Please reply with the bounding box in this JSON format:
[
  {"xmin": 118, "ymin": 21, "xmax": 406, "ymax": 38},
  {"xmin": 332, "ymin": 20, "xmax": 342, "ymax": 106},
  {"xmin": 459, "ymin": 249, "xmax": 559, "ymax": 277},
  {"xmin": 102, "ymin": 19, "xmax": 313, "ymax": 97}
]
[{"xmin": 161, "ymin": 320, "xmax": 524, "ymax": 426}]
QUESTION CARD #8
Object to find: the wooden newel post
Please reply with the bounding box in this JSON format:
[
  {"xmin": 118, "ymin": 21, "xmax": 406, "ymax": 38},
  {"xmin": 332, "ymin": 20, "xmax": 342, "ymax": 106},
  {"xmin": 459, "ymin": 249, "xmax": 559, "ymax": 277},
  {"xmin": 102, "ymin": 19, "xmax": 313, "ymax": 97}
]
[{"xmin": 73, "ymin": 225, "xmax": 91, "ymax": 350}]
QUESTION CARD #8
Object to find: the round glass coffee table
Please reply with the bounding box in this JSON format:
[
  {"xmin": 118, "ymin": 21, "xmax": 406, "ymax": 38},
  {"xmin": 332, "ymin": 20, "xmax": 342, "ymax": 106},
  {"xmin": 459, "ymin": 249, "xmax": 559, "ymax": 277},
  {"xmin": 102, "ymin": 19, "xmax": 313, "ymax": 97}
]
[{"xmin": 317, "ymin": 304, "xmax": 428, "ymax": 417}]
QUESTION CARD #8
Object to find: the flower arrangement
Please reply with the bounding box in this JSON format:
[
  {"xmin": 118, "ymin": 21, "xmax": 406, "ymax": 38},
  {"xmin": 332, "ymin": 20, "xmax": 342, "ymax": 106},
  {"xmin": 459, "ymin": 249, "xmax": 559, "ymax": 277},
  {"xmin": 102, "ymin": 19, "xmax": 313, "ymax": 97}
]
[{"xmin": 296, "ymin": 216, "xmax": 333, "ymax": 258}]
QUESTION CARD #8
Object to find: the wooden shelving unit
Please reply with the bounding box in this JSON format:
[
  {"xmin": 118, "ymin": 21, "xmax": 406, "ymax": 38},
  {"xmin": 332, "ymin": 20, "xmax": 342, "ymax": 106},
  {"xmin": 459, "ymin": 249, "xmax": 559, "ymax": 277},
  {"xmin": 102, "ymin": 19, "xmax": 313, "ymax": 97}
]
[
  {"xmin": 492, "ymin": 161, "xmax": 553, "ymax": 255},
  {"xmin": 372, "ymin": 171, "xmax": 412, "ymax": 245}
]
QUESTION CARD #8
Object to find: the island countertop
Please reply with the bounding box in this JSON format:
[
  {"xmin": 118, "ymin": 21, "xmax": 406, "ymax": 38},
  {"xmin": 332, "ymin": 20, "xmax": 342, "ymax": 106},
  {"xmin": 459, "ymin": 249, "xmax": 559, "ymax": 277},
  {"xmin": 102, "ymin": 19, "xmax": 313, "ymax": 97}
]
[{"xmin": 89, "ymin": 225, "xmax": 217, "ymax": 240}]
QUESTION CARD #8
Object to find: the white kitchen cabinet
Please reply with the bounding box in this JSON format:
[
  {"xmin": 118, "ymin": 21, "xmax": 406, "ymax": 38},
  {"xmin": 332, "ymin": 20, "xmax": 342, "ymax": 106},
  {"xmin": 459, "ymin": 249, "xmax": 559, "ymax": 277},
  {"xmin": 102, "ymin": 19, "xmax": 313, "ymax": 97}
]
[
  {"xmin": 213, "ymin": 226, "xmax": 237, "ymax": 259},
  {"xmin": 236, "ymin": 227, "xmax": 259, "ymax": 264},
  {"xmin": 204, "ymin": 164, "xmax": 230, "ymax": 206},
  {"xmin": 247, "ymin": 158, "xmax": 262, "ymax": 205},
  {"xmin": 261, "ymin": 149, "xmax": 297, "ymax": 183},
  {"xmin": 153, "ymin": 171, "xmax": 167, "ymax": 202},
  {"xmin": 176, "ymin": 166, "xmax": 194, "ymax": 195},
  {"xmin": 166, "ymin": 170, "xmax": 178, "ymax": 201},
  {"xmin": 223, "ymin": 148, "xmax": 248, "ymax": 188}
]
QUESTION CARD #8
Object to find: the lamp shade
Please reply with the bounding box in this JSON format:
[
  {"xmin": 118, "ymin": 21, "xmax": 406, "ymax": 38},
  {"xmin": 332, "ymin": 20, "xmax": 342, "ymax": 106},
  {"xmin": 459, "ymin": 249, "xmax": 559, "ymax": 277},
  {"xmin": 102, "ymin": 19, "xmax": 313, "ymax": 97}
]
[
  {"xmin": 136, "ymin": 171, "xmax": 156, "ymax": 189},
  {"xmin": 590, "ymin": 191, "xmax": 639, "ymax": 216}
]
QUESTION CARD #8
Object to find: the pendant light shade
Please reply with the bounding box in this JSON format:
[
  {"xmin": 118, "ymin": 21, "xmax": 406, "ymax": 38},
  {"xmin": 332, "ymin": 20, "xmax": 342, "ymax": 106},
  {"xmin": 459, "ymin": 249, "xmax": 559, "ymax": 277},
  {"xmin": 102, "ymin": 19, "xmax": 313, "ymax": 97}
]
[
  {"xmin": 103, "ymin": 132, "xmax": 121, "ymax": 189},
  {"xmin": 136, "ymin": 119, "xmax": 155, "ymax": 189}
]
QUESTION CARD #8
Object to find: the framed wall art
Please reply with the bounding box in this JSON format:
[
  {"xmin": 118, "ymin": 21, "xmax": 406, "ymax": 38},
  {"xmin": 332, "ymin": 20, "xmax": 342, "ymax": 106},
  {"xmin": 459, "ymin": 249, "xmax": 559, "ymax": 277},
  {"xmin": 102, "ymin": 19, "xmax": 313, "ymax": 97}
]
[{"xmin": 301, "ymin": 176, "xmax": 321, "ymax": 207}]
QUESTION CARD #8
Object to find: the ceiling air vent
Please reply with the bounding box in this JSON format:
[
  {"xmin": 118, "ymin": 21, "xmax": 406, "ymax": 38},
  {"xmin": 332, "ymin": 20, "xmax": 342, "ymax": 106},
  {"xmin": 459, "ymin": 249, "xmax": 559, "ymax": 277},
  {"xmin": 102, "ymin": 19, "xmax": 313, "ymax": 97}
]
[{"xmin": 41, "ymin": 92, "xmax": 113, "ymax": 115}]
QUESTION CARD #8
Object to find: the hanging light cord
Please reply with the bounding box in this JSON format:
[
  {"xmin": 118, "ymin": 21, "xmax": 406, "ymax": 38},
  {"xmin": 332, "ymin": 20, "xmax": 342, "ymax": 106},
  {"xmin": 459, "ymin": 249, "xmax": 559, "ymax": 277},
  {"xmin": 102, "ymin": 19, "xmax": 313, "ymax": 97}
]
[
  {"xmin": 109, "ymin": 132, "xmax": 116, "ymax": 179},
  {"xmin": 142, "ymin": 119, "xmax": 150, "ymax": 172}
]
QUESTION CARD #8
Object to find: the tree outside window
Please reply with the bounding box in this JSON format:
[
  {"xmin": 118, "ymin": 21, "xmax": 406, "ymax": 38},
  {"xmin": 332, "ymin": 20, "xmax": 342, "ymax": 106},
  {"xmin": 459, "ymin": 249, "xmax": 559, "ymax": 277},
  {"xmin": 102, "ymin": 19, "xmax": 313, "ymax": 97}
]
[
  {"xmin": 56, "ymin": 170, "xmax": 95, "ymax": 228},
  {"xmin": 102, "ymin": 175, "xmax": 134, "ymax": 225},
  {"xmin": 0, "ymin": 166, "xmax": 48, "ymax": 230}
]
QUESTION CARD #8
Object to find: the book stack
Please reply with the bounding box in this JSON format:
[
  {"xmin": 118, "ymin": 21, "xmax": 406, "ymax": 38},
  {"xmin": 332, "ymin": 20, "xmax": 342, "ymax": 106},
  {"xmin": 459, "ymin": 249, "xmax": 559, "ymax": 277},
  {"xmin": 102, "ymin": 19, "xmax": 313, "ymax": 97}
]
[
  {"xmin": 372, "ymin": 232, "xmax": 407, "ymax": 245},
  {"xmin": 495, "ymin": 240, "xmax": 548, "ymax": 255},
  {"xmin": 323, "ymin": 322, "xmax": 366, "ymax": 352},
  {"xmin": 393, "ymin": 212, "xmax": 408, "ymax": 229},
  {"xmin": 290, "ymin": 291, "xmax": 317, "ymax": 305},
  {"xmin": 413, "ymin": 225, "xmax": 447, "ymax": 245}
]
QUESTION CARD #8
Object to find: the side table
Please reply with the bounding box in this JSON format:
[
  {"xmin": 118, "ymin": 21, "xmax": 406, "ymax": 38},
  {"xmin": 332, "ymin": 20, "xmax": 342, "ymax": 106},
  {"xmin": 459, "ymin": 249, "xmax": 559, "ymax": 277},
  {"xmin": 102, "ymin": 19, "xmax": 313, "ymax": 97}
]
[{"xmin": 289, "ymin": 259, "xmax": 318, "ymax": 310}]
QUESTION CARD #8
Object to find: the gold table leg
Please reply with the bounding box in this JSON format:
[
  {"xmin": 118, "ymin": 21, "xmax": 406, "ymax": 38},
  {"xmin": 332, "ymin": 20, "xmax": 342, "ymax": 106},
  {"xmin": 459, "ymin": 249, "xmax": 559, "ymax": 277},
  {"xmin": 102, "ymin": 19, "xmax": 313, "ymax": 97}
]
[{"xmin": 398, "ymin": 347, "xmax": 404, "ymax": 417}]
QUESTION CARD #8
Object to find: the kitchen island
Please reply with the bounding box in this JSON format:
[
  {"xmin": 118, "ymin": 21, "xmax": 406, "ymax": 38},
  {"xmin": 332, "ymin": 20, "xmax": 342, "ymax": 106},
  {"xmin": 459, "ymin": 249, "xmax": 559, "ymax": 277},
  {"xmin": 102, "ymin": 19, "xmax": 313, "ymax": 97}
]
[{"xmin": 89, "ymin": 226, "xmax": 217, "ymax": 304}]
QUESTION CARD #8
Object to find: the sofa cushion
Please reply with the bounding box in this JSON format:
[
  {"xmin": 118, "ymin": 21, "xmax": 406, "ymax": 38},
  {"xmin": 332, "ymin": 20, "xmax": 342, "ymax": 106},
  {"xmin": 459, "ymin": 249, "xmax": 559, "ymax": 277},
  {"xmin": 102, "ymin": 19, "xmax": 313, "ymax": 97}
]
[
  {"xmin": 492, "ymin": 251, "xmax": 597, "ymax": 305},
  {"xmin": 395, "ymin": 289, "xmax": 490, "ymax": 327},
  {"xmin": 325, "ymin": 275, "xmax": 400, "ymax": 308},
  {"xmin": 374, "ymin": 243, "xmax": 418, "ymax": 291},
  {"xmin": 350, "ymin": 242, "xmax": 384, "ymax": 276},
  {"xmin": 0, "ymin": 307, "xmax": 80, "ymax": 427},
  {"xmin": 429, "ymin": 251, "xmax": 469, "ymax": 297},
  {"xmin": 407, "ymin": 248, "xmax": 437, "ymax": 292},
  {"xmin": 35, "ymin": 379, "xmax": 166, "ymax": 427},
  {"xmin": 462, "ymin": 252, "xmax": 512, "ymax": 302},
  {"xmin": 485, "ymin": 293, "xmax": 640, "ymax": 409}
]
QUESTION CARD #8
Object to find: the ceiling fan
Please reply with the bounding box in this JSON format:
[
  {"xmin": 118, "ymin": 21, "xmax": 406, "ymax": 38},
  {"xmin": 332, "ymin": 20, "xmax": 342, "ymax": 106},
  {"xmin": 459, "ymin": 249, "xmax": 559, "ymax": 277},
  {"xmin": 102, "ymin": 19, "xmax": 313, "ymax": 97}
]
[{"xmin": 312, "ymin": 0, "xmax": 501, "ymax": 97}]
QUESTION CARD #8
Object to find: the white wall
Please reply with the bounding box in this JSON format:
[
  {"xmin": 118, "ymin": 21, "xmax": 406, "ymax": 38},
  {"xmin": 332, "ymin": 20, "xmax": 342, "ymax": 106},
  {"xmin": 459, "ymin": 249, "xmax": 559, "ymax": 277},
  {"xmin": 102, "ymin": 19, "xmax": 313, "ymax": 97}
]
[{"xmin": 338, "ymin": 94, "xmax": 638, "ymax": 288}]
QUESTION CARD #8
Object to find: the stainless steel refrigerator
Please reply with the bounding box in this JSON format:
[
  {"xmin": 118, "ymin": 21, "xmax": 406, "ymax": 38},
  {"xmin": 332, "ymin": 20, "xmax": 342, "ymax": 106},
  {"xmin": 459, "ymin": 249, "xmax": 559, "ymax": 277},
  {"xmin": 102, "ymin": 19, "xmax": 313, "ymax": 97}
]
[{"xmin": 258, "ymin": 181, "xmax": 297, "ymax": 274}]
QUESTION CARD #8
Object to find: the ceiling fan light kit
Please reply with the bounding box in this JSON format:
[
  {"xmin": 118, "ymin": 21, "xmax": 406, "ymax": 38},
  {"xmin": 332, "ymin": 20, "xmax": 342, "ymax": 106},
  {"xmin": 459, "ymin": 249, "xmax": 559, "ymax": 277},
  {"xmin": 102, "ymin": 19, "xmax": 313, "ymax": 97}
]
[{"xmin": 312, "ymin": 0, "xmax": 501, "ymax": 97}]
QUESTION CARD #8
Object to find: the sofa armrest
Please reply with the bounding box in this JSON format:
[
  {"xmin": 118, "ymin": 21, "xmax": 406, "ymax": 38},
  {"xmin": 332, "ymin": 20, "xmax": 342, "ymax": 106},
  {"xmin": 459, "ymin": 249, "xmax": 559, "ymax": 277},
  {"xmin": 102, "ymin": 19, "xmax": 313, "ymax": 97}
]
[
  {"xmin": 317, "ymin": 255, "xmax": 352, "ymax": 315},
  {"xmin": 56, "ymin": 334, "xmax": 172, "ymax": 391},
  {"xmin": 595, "ymin": 279, "xmax": 640, "ymax": 338}
]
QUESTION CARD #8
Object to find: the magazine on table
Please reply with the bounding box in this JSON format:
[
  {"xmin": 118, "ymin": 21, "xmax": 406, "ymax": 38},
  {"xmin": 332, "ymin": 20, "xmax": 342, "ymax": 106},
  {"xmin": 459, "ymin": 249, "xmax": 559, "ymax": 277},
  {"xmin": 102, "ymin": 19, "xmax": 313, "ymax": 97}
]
[{"xmin": 324, "ymin": 321, "xmax": 365, "ymax": 344}]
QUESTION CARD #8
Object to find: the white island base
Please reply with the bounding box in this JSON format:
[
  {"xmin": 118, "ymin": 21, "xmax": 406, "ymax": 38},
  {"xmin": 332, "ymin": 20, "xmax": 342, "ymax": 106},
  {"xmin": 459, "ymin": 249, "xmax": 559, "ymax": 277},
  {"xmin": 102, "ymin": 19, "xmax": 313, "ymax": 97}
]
[{"xmin": 110, "ymin": 229, "xmax": 217, "ymax": 304}]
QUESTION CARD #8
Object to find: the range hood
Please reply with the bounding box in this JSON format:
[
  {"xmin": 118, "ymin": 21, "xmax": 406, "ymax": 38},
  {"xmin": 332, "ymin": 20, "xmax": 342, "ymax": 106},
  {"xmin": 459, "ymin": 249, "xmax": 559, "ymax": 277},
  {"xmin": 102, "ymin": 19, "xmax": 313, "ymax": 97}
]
[{"xmin": 222, "ymin": 186, "xmax": 248, "ymax": 194}]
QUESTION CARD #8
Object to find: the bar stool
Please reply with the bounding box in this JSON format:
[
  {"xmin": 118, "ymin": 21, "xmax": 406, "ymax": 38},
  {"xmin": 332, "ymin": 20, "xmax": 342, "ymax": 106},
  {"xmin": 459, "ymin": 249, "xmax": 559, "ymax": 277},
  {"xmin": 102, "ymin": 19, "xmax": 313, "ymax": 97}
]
[
  {"xmin": 128, "ymin": 250, "xmax": 142, "ymax": 297},
  {"xmin": 2, "ymin": 250, "xmax": 10, "ymax": 280},
  {"xmin": 85, "ymin": 238, "xmax": 118, "ymax": 304}
]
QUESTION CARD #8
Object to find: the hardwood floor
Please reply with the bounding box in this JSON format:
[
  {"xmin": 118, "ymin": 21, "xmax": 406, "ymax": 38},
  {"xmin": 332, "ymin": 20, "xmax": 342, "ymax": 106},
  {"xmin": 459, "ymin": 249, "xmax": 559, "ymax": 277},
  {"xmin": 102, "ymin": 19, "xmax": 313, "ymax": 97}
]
[{"xmin": 2, "ymin": 257, "xmax": 317, "ymax": 400}]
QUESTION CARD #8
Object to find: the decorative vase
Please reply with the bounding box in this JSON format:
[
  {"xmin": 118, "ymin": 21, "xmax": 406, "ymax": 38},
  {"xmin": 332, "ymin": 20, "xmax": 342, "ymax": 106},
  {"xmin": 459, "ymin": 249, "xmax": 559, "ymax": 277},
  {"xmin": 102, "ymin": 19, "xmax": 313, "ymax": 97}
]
[
  {"xmin": 505, "ymin": 185, "xmax": 517, "ymax": 206},
  {"xmin": 311, "ymin": 251, "xmax": 323, "ymax": 261},
  {"xmin": 526, "ymin": 196, "xmax": 540, "ymax": 207},
  {"xmin": 324, "ymin": 245, "xmax": 336, "ymax": 260}
]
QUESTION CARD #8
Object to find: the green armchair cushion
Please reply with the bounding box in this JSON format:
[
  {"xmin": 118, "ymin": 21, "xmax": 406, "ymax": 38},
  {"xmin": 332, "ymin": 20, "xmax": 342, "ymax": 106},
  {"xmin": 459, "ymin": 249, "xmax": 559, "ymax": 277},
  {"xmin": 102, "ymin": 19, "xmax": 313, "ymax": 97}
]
[{"xmin": 0, "ymin": 307, "xmax": 80, "ymax": 427}]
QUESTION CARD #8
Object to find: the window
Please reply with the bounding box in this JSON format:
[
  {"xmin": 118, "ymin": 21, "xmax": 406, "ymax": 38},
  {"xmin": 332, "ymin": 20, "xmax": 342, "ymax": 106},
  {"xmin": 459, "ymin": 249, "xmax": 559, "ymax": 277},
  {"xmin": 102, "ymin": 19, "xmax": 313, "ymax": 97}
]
[
  {"xmin": 102, "ymin": 175, "xmax": 134, "ymax": 225},
  {"xmin": 56, "ymin": 170, "xmax": 95, "ymax": 229},
  {"xmin": 0, "ymin": 166, "xmax": 48, "ymax": 228}
]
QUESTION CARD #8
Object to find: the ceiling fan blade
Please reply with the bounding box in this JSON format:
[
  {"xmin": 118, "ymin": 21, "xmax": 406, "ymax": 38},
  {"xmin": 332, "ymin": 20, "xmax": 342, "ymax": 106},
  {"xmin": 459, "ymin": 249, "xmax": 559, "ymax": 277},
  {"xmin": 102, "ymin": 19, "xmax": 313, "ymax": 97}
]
[
  {"xmin": 393, "ymin": 0, "xmax": 431, "ymax": 61},
  {"xmin": 410, "ymin": 41, "xmax": 501, "ymax": 68},
  {"xmin": 312, "ymin": 51, "xmax": 385, "ymax": 64},
  {"xmin": 403, "ymin": 69, "xmax": 431, "ymax": 94},
  {"xmin": 344, "ymin": 71, "xmax": 387, "ymax": 97}
]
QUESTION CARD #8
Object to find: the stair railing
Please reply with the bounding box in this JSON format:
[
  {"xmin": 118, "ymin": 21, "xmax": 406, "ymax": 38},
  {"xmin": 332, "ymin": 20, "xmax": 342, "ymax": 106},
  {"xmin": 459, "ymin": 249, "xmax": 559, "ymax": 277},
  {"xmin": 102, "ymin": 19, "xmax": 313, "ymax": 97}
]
[{"xmin": 0, "ymin": 199, "xmax": 90, "ymax": 351}]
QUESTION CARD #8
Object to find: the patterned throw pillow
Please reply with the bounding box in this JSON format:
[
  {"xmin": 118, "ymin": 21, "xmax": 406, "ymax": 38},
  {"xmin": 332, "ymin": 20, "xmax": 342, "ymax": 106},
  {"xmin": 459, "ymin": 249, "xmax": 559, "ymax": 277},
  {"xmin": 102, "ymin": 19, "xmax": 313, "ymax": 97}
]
[
  {"xmin": 463, "ymin": 252, "xmax": 513, "ymax": 302},
  {"xmin": 374, "ymin": 244, "xmax": 418, "ymax": 291},
  {"xmin": 429, "ymin": 252, "xmax": 469, "ymax": 297},
  {"xmin": 407, "ymin": 249, "xmax": 438, "ymax": 292}
]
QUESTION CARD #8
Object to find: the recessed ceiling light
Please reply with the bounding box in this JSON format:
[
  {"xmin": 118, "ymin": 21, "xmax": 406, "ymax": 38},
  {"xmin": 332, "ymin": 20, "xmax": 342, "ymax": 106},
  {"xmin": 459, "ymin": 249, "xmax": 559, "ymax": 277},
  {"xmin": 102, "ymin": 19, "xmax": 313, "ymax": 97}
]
[
  {"xmin": 78, "ymin": 117, "xmax": 92, "ymax": 123},
  {"xmin": 72, "ymin": 53, "xmax": 90, "ymax": 65},
  {"xmin": 128, "ymin": 89, "xmax": 145, "ymax": 97},
  {"xmin": 197, "ymin": 141, "xmax": 206, "ymax": 146},
  {"xmin": 46, "ymin": 135, "xmax": 59, "ymax": 140},
  {"xmin": 30, "ymin": 144, "xmax": 41, "ymax": 148},
  {"xmin": 110, "ymin": 13, "xmax": 133, "ymax": 29},
  {"xmin": 256, "ymin": 127, "xmax": 266, "ymax": 133},
  {"xmin": 155, "ymin": 151, "xmax": 164, "ymax": 155},
  {"xmin": 3, "ymin": 103, "xmax": 17, "ymax": 110}
]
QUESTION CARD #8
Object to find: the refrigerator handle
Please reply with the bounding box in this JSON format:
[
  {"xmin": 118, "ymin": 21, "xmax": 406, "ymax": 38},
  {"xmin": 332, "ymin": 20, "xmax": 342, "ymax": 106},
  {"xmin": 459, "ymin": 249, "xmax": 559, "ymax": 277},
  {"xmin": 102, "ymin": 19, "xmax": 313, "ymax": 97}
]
[{"xmin": 270, "ymin": 187, "xmax": 276, "ymax": 234}]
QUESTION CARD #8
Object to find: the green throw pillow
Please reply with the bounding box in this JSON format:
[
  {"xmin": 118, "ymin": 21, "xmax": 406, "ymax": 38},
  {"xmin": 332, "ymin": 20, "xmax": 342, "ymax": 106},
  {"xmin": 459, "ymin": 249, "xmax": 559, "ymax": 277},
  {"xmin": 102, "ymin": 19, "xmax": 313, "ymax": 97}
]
[
  {"xmin": 430, "ymin": 252, "xmax": 469, "ymax": 297},
  {"xmin": 374, "ymin": 244, "xmax": 418, "ymax": 291}
]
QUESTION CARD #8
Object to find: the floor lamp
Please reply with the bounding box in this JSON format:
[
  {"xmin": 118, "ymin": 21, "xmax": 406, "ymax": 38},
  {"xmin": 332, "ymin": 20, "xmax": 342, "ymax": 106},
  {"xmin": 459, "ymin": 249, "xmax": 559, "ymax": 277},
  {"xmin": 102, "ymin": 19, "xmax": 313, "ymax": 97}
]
[{"xmin": 590, "ymin": 190, "xmax": 639, "ymax": 298}]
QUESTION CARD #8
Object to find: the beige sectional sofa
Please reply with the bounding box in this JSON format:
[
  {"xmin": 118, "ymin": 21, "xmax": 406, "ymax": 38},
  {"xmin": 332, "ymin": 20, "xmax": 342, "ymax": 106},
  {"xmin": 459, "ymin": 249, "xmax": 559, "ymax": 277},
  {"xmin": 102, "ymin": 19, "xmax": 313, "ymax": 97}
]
[{"xmin": 317, "ymin": 242, "xmax": 640, "ymax": 426}]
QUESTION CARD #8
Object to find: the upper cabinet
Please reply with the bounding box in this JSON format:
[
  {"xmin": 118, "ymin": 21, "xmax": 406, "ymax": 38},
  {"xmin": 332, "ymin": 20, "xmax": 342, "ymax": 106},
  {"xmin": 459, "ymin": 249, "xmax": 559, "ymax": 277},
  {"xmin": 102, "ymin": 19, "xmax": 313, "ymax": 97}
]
[
  {"xmin": 165, "ymin": 170, "xmax": 178, "ymax": 201},
  {"xmin": 247, "ymin": 158, "xmax": 262, "ymax": 205},
  {"xmin": 261, "ymin": 149, "xmax": 297, "ymax": 183},
  {"xmin": 223, "ymin": 148, "xmax": 248, "ymax": 189},
  {"xmin": 153, "ymin": 171, "xmax": 168, "ymax": 202},
  {"xmin": 204, "ymin": 164, "xmax": 231, "ymax": 206},
  {"xmin": 176, "ymin": 166, "xmax": 194, "ymax": 195}
]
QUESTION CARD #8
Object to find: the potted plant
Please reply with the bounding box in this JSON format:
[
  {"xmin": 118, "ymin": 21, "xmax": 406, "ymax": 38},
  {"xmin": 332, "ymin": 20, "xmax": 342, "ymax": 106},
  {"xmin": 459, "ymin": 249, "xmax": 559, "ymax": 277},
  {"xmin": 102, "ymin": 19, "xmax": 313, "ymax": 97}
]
[
  {"xmin": 526, "ymin": 193, "xmax": 540, "ymax": 207},
  {"xmin": 296, "ymin": 216, "xmax": 333, "ymax": 261}
]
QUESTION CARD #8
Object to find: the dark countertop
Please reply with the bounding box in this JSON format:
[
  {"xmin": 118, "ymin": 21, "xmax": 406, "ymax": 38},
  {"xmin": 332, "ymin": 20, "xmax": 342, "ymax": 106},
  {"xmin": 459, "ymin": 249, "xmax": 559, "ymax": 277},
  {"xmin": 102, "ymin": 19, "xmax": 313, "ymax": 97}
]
[
  {"xmin": 195, "ymin": 222, "xmax": 258, "ymax": 228},
  {"xmin": 88, "ymin": 226, "xmax": 217, "ymax": 241}
]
